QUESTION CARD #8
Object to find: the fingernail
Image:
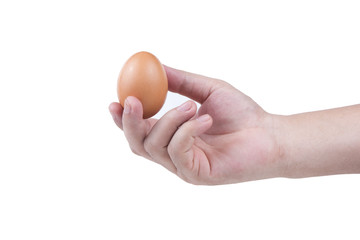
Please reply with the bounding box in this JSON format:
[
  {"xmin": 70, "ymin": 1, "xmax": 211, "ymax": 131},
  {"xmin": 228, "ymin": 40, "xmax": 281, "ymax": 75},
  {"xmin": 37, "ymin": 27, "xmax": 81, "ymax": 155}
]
[
  {"xmin": 197, "ymin": 114, "xmax": 210, "ymax": 122},
  {"xmin": 177, "ymin": 101, "xmax": 192, "ymax": 112},
  {"xmin": 124, "ymin": 99, "xmax": 131, "ymax": 114}
]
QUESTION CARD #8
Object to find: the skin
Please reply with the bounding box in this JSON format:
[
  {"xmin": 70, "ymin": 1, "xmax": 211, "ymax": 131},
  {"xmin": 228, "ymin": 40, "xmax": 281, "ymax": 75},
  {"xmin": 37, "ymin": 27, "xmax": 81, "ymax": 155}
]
[{"xmin": 109, "ymin": 66, "xmax": 360, "ymax": 185}]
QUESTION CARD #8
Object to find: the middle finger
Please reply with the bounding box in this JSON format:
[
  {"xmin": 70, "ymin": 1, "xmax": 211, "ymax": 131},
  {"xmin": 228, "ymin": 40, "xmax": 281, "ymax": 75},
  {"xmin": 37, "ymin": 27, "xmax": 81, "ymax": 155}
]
[{"xmin": 144, "ymin": 101, "xmax": 197, "ymax": 171}]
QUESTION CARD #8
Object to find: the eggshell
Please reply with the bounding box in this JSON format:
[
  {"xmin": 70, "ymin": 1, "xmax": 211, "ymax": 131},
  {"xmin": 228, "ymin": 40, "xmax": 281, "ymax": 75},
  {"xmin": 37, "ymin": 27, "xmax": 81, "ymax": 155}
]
[{"xmin": 117, "ymin": 51, "xmax": 168, "ymax": 119}]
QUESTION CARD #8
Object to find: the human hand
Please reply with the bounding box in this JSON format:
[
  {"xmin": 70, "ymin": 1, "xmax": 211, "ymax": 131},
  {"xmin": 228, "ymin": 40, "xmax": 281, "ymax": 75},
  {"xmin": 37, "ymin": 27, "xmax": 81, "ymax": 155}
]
[{"xmin": 109, "ymin": 66, "xmax": 284, "ymax": 185}]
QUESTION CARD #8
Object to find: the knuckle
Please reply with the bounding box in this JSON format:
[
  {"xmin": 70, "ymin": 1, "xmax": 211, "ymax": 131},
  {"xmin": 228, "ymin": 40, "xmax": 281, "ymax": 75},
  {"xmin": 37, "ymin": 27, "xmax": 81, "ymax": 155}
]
[
  {"xmin": 143, "ymin": 139, "xmax": 156, "ymax": 154},
  {"xmin": 183, "ymin": 158, "xmax": 194, "ymax": 170},
  {"xmin": 177, "ymin": 172, "xmax": 202, "ymax": 186},
  {"xmin": 176, "ymin": 171, "xmax": 192, "ymax": 184},
  {"xmin": 169, "ymin": 109, "xmax": 182, "ymax": 120},
  {"xmin": 177, "ymin": 165, "xmax": 213, "ymax": 185},
  {"xmin": 129, "ymin": 145, "xmax": 140, "ymax": 155},
  {"xmin": 167, "ymin": 142, "xmax": 177, "ymax": 157},
  {"xmin": 162, "ymin": 111, "xmax": 181, "ymax": 127},
  {"xmin": 166, "ymin": 115, "xmax": 178, "ymax": 126}
]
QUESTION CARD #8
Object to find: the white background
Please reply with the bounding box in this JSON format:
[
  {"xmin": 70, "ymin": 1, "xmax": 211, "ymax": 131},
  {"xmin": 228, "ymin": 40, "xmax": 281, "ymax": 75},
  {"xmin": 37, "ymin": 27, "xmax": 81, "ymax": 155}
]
[{"xmin": 1, "ymin": 0, "xmax": 359, "ymax": 239}]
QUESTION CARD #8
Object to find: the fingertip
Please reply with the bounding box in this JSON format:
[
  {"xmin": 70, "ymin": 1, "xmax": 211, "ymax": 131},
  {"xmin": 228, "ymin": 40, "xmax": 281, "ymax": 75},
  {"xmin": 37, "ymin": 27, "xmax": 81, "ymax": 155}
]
[
  {"xmin": 162, "ymin": 64, "xmax": 171, "ymax": 73},
  {"xmin": 195, "ymin": 114, "xmax": 213, "ymax": 135},
  {"xmin": 124, "ymin": 96, "xmax": 143, "ymax": 118},
  {"xmin": 109, "ymin": 102, "xmax": 123, "ymax": 118},
  {"xmin": 196, "ymin": 114, "xmax": 211, "ymax": 123},
  {"xmin": 109, "ymin": 102, "xmax": 124, "ymax": 130},
  {"xmin": 162, "ymin": 65, "xmax": 181, "ymax": 93},
  {"xmin": 176, "ymin": 100, "xmax": 196, "ymax": 113}
]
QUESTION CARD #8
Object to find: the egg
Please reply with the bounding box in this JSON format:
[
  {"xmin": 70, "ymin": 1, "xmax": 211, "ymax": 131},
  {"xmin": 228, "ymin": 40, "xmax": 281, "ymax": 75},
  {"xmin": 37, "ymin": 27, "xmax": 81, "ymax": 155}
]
[{"xmin": 117, "ymin": 51, "xmax": 168, "ymax": 119}]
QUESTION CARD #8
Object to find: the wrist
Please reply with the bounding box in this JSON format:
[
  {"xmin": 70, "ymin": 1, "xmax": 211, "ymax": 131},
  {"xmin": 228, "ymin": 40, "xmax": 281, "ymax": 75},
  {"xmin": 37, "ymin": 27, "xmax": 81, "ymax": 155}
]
[
  {"xmin": 269, "ymin": 114, "xmax": 292, "ymax": 178},
  {"xmin": 271, "ymin": 106, "xmax": 360, "ymax": 179}
]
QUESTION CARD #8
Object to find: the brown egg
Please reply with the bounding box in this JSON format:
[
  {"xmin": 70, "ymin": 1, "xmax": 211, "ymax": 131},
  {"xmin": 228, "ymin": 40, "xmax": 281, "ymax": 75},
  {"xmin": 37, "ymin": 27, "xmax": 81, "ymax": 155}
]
[{"xmin": 117, "ymin": 51, "xmax": 168, "ymax": 119}]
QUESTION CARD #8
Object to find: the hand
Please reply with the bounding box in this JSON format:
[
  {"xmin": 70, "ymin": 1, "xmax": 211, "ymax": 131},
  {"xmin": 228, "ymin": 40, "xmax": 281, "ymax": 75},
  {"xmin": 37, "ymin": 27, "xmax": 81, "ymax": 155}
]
[{"xmin": 109, "ymin": 66, "xmax": 283, "ymax": 185}]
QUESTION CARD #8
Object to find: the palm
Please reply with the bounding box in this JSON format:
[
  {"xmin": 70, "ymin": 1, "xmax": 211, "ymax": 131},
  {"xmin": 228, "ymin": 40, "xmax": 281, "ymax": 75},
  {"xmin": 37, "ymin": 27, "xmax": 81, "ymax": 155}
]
[{"xmin": 193, "ymin": 85, "xmax": 278, "ymax": 184}]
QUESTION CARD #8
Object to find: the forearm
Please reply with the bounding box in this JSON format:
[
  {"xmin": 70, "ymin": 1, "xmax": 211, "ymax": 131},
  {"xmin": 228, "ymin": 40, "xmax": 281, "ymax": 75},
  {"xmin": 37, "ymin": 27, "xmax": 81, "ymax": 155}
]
[{"xmin": 275, "ymin": 104, "xmax": 360, "ymax": 178}]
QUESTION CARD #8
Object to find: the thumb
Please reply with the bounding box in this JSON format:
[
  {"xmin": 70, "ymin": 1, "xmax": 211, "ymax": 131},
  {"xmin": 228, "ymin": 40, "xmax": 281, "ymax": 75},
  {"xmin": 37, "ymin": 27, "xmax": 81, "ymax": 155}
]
[{"xmin": 164, "ymin": 65, "xmax": 220, "ymax": 103}]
